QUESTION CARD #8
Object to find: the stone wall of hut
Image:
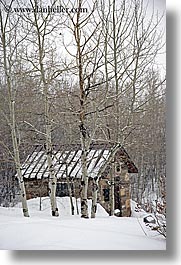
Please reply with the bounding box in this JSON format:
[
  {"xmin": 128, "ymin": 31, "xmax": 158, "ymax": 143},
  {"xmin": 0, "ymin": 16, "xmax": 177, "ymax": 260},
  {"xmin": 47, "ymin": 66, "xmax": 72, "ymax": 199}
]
[
  {"xmin": 98, "ymin": 164, "xmax": 131, "ymax": 217},
  {"xmin": 24, "ymin": 178, "xmax": 49, "ymax": 200},
  {"xmin": 24, "ymin": 164, "xmax": 132, "ymax": 217}
]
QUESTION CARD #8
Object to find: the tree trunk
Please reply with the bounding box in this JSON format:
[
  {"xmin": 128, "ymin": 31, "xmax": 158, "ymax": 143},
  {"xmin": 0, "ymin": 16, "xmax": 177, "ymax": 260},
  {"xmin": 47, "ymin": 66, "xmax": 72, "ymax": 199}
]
[
  {"xmin": 110, "ymin": 163, "xmax": 115, "ymax": 216},
  {"xmin": 112, "ymin": 0, "xmax": 120, "ymax": 142},
  {"xmin": 66, "ymin": 165, "xmax": 74, "ymax": 215},
  {"xmin": 75, "ymin": 2, "xmax": 89, "ymax": 218},
  {"xmin": 34, "ymin": 14, "xmax": 59, "ymax": 216},
  {"xmin": 91, "ymin": 179, "xmax": 98, "ymax": 218},
  {"xmin": 76, "ymin": 197, "xmax": 79, "ymax": 215},
  {"xmin": 46, "ymin": 123, "xmax": 59, "ymax": 217},
  {"xmin": 45, "ymin": 105, "xmax": 59, "ymax": 216},
  {"xmin": 0, "ymin": 11, "xmax": 29, "ymax": 217},
  {"xmin": 73, "ymin": 181, "xmax": 79, "ymax": 215},
  {"xmin": 80, "ymin": 139, "xmax": 89, "ymax": 218},
  {"xmin": 11, "ymin": 125, "xmax": 29, "ymax": 217},
  {"xmin": 11, "ymin": 90, "xmax": 29, "ymax": 217}
]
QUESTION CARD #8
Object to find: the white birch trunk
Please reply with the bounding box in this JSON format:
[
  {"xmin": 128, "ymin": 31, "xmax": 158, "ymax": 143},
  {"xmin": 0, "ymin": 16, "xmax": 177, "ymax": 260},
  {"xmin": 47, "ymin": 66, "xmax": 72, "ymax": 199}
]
[
  {"xmin": 8, "ymin": 83, "xmax": 29, "ymax": 217},
  {"xmin": 73, "ymin": 182, "xmax": 79, "ymax": 215},
  {"xmin": 33, "ymin": 11, "xmax": 59, "ymax": 216},
  {"xmin": 75, "ymin": 4, "xmax": 89, "ymax": 218},
  {"xmin": 80, "ymin": 137, "xmax": 89, "ymax": 218},
  {"xmin": 46, "ymin": 124, "xmax": 59, "ymax": 217},
  {"xmin": 91, "ymin": 179, "xmax": 98, "ymax": 218},
  {"xmin": 0, "ymin": 11, "xmax": 29, "ymax": 217},
  {"xmin": 21, "ymin": 3, "xmax": 60, "ymax": 217},
  {"xmin": 113, "ymin": 0, "xmax": 120, "ymax": 142},
  {"xmin": 75, "ymin": 197, "xmax": 79, "ymax": 215},
  {"xmin": 110, "ymin": 163, "xmax": 115, "ymax": 216},
  {"xmin": 68, "ymin": 183, "xmax": 74, "ymax": 216},
  {"xmin": 66, "ymin": 165, "xmax": 74, "ymax": 215},
  {"xmin": 11, "ymin": 108, "xmax": 29, "ymax": 217}
]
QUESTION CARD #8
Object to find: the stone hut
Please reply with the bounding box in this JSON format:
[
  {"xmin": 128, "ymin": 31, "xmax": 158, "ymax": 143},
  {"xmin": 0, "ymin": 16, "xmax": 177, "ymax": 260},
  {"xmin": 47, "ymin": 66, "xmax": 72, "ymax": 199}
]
[{"xmin": 21, "ymin": 143, "xmax": 138, "ymax": 217}]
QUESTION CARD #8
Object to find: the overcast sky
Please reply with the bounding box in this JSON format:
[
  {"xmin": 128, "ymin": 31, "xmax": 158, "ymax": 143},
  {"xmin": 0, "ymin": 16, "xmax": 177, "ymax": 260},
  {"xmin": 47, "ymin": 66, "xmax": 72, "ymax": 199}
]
[{"xmin": 146, "ymin": 0, "xmax": 166, "ymax": 74}]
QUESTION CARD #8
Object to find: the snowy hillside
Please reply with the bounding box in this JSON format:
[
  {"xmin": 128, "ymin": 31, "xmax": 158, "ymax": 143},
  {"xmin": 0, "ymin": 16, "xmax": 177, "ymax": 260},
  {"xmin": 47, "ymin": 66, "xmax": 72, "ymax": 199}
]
[{"xmin": 0, "ymin": 197, "xmax": 166, "ymax": 250}]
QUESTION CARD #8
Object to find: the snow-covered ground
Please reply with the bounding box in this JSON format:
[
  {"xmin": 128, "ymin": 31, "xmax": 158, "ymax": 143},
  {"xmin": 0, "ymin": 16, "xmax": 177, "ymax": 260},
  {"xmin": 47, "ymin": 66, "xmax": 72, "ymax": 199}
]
[{"xmin": 0, "ymin": 197, "xmax": 166, "ymax": 250}]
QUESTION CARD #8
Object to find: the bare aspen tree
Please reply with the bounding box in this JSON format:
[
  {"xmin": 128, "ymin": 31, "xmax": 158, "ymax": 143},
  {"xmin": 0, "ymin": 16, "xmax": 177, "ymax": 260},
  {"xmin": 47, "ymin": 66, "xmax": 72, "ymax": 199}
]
[
  {"xmin": 18, "ymin": 0, "xmax": 66, "ymax": 216},
  {"xmin": 0, "ymin": 2, "xmax": 29, "ymax": 217},
  {"xmin": 110, "ymin": 161, "xmax": 115, "ymax": 216},
  {"xmin": 63, "ymin": 0, "xmax": 101, "ymax": 218},
  {"xmin": 30, "ymin": 0, "xmax": 59, "ymax": 216},
  {"xmin": 74, "ymin": 3, "xmax": 89, "ymax": 217},
  {"xmin": 65, "ymin": 163, "xmax": 74, "ymax": 215},
  {"xmin": 98, "ymin": 0, "xmax": 165, "ymax": 142},
  {"xmin": 90, "ymin": 178, "xmax": 98, "ymax": 218},
  {"xmin": 98, "ymin": 0, "xmax": 135, "ymax": 142},
  {"xmin": 112, "ymin": 0, "xmax": 120, "ymax": 142},
  {"xmin": 90, "ymin": 0, "xmax": 165, "ymax": 216}
]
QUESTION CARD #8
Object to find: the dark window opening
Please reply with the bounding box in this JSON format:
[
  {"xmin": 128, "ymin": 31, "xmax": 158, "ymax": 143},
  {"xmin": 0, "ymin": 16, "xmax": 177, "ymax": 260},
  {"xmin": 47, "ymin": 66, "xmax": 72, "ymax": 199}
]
[
  {"xmin": 56, "ymin": 183, "xmax": 69, "ymax": 197},
  {"xmin": 103, "ymin": 188, "xmax": 110, "ymax": 202}
]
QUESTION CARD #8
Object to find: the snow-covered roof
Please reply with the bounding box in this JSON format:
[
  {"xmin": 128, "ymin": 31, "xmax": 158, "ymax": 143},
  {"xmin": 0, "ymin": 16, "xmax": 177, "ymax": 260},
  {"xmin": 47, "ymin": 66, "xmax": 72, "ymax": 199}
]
[{"xmin": 21, "ymin": 143, "xmax": 138, "ymax": 180}]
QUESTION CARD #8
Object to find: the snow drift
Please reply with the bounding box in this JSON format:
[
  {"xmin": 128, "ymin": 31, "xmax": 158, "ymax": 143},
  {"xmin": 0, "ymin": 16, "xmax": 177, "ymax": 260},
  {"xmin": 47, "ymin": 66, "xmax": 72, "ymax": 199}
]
[{"xmin": 0, "ymin": 197, "xmax": 166, "ymax": 250}]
